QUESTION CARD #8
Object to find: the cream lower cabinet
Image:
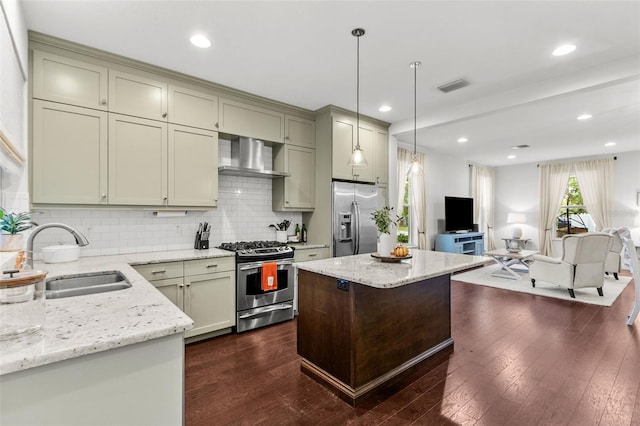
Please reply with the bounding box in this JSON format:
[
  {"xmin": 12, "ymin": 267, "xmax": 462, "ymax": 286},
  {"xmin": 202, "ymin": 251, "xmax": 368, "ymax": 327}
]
[
  {"xmin": 32, "ymin": 100, "xmax": 108, "ymax": 204},
  {"xmin": 133, "ymin": 258, "xmax": 235, "ymax": 338},
  {"xmin": 273, "ymin": 145, "xmax": 315, "ymax": 211},
  {"xmin": 108, "ymin": 114, "xmax": 168, "ymax": 205}
]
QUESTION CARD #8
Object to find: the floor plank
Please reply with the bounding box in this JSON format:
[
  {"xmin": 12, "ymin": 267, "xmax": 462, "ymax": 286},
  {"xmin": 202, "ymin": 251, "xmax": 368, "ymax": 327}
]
[{"xmin": 185, "ymin": 272, "xmax": 639, "ymax": 425}]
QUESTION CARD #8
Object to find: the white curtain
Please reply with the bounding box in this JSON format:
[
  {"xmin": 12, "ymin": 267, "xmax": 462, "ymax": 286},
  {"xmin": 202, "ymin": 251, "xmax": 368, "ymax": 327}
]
[
  {"xmin": 573, "ymin": 158, "xmax": 614, "ymax": 230},
  {"xmin": 470, "ymin": 164, "xmax": 496, "ymax": 250},
  {"xmin": 397, "ymin": 148, "xmax": 427, "ymax": 249},
  {"xmin": 538, "ymin": 162, "xmax": 571, "ymax": 256}
]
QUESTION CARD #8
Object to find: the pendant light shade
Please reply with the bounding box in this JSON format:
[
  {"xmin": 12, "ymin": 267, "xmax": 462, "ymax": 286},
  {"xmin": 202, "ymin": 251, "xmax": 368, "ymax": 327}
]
[
  {"xmin": 348, "ymin": 28, "xmax": 368, "ymax": 168},
  {"xmin": 407, "ymin": 61, "xmax": 423, "ymax": 176}
]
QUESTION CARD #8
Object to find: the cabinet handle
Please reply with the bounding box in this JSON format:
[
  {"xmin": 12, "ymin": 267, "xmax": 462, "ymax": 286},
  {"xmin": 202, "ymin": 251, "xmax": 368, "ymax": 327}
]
[
  {"xmin": 186, "ymin": 282, "xmax": 191, "ymax": 287},
  {"xmin": 285, "ymin": 136, "xmax": 290, "ymax": 140},
  {"xmin": 215, "ymin": 122, "xmax": 219, "ymax": 128},
  {"xmin": 206, "ymin": 264, "xmax": 218, "ymax": 268},
  {"xmin": 100, "ymin": 99, "xmax": 107, "ymax": 106},
  {"xmin": 285, "ymin": 200, "xmax": 290, "ymax": 204},
  {"xmin": 179, "ymin": 283, "xmax": 184, "ymax": 288},
  {"xmin": 162, "ymin": 112, "xmax": 167, "ymax": 118},
  {"xmin": 308, "ymin": 253, "xmax": 317, "ymax": 257},
  {"xmin": 101, "ymin": 194, "xmax": 107, "ymax": 199},
  {"xmin": 151, "ymin": 269, "xmax": 166, "ymax": 274},
  {"xmin": 163, "ymin": 196, "xmax": 168, "ymax": 201}
]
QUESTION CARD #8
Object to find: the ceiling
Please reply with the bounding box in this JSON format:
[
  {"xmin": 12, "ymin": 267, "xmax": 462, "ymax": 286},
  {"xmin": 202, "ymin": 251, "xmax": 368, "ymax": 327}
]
[{"xmin": 20, "ymin": 0, "xmax": 640, "ymax": 166}]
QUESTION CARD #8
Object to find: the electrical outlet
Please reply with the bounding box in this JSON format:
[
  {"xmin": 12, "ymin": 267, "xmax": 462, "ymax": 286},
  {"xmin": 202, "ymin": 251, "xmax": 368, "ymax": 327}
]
[{"xmin": 337, "ymin": 279, "xmax": 349, "ymax": 291}]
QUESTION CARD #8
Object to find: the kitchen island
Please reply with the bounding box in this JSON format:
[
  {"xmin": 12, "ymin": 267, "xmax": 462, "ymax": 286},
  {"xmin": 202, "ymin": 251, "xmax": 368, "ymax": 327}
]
[
  {"xmin": 0, "ymin": 249, "xmax": 233, "ymax": 426},
  {"xmin": 296, "ymin": 249, "xmax": 489, "ymax": 405}
]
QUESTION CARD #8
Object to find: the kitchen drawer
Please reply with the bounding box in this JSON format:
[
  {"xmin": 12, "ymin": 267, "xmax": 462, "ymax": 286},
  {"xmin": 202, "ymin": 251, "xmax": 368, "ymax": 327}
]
[
  {"xmin": 184, "ymin": 257, "xmax": 235, "ymax": 276},
  {"xmin": 133, "ymin": 261, "xmax": 183, "ymax": 281},
  {"xmin": 294, "ymin": 247, "xmax": 329, "ymax": 262}
]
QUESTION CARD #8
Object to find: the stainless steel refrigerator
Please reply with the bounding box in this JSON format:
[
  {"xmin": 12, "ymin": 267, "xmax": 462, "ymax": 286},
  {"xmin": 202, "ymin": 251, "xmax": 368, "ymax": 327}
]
[{"xmin": 332, "ymin": 181, "xmax": 379, "ymax": 257}]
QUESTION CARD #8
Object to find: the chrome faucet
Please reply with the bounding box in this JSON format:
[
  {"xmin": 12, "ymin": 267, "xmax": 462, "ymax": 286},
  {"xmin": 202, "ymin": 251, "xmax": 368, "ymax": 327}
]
[{"xmin": 25, "ymin": 223, "xmax": 90, "ymax": 268}]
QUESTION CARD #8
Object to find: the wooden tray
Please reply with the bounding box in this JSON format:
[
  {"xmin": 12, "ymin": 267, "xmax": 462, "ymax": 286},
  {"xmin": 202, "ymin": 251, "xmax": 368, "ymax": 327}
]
[{"xmin": 371, "ymin": 253, "xmax": 413, "ymax": 263}]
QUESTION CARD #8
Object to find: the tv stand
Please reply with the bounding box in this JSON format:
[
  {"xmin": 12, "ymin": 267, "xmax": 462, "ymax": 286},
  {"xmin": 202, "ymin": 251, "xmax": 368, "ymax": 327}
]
[{"xmin": 435, "ymin": 232, "xmax": 484, "ymax": 256}]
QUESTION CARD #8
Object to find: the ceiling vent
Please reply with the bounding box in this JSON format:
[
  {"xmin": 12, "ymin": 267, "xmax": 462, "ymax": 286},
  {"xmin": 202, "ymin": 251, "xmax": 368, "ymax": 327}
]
[
  {"xmin": 512, "ymin": 144, "xmax": 531, "ymax": 149},
  {"xmin": 437, "ymin": 78, "xmax": 469, "ymax": 93}
]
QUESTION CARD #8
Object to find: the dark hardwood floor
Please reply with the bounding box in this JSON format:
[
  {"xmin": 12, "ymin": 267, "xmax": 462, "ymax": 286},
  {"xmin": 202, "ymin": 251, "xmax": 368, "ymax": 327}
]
[{"xmin": 185, "ymin": 272, "xmax": 639, "ymax": 425}]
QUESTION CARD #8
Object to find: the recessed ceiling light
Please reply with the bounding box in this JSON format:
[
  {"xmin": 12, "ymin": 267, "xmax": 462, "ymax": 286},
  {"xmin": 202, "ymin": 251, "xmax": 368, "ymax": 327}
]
[
  {"xmin": 378, "ymin": 105, "xmax": 392, "ymax": 112},
  {"xmin": 604, "ymin": 141, "xmax": 616, "ymax": 147},
  {"xmin": 507, "ymin": 154, "xmax": 516, "ymax": 159},
  {"xmin": 457, "ymin": 137, "xmax": 468, "ymax": 143},
  {"xmin": 552, "ymin": 44, "xmax": 576, "ymax": 56},
  {"xmin": 577, "ymin": 114, "xmax": 592, "ymax": 120},
  {"xmin": 190, "ymin": 34, "xmax": 211, "ymax": 48}
]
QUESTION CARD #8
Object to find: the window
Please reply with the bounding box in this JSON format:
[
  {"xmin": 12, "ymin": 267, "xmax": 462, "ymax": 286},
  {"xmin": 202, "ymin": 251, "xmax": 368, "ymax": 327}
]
[
  {"xmin": 555, "ymin": 174, "xmax": 596, "ymax": 238},
  {"xmin": 397, "ymin": 176, "xmax": 412, "ymax": 244}
]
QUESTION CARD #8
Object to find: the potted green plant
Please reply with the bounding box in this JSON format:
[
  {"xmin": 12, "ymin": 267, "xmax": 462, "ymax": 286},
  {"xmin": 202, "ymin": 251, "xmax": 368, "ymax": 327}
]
[
  {"xmin": 0, "ymin": 210, "xmax": 35, "ymax": 252},
  {"xmin": 371, "ymin": 206, "xmax": 402, "ymax": 256}
]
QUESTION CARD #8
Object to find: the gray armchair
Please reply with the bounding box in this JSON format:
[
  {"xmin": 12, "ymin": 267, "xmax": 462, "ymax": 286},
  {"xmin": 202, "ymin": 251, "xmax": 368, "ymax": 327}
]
[
  {"xmin": 529, "ymin": 232, "xmax": 613, "ymax": 298},
  {"xmin": 601, "ymin": 227, "xmax": 623, "ymax": 280}
]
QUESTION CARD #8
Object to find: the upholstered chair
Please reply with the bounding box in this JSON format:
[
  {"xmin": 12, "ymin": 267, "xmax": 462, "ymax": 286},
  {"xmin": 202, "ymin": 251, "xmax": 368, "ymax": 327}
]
[
  {"xmin": 529, "ymin": 232, "xmax": 613, "ymax": 298},
  {"xmin": 600, "ymin": 227, "xmax": 623, "ymax": 280}
]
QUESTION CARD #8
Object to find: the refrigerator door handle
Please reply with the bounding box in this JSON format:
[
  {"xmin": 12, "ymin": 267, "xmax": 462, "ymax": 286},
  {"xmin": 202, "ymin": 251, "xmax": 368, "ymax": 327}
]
[{"xmin": 353, "ymin": 200, "xmax": 360, "ymax": 254}]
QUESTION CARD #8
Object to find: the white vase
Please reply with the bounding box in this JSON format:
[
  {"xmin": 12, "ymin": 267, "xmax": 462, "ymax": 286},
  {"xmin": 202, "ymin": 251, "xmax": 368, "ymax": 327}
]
[
  {"xmin": 377, "ymin": 232, "xmax": 396, "ymax": 256},
  {"xmin": 0, "ymin": 234, "xmax": 24, "ymax": 252}
]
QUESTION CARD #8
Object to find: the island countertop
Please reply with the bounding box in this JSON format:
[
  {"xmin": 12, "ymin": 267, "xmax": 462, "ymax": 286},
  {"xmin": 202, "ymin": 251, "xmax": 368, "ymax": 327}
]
[
  {"xmin": 0, "ymin": 248, "xmax": 234, "ymax": 376},
  {"xmin": 295, "ymin": 249, "xmax": 490, "ymax": 288}
]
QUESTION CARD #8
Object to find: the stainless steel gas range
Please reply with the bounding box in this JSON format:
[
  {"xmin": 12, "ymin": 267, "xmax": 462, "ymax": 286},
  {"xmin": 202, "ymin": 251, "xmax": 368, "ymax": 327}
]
[{"xmin": 218, "ymin": 241, "xmax": 295, "ymax": 333}]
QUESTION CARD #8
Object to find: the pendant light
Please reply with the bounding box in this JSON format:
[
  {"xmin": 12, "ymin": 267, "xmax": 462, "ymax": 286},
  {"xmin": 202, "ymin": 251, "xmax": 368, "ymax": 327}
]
[
  {"xmin": 347, "ymin": 28, "xmax": 368, "ymax": 168},
  {"xmin": 408, "ymin": 61, "xmax": 423, "ymax": 176}
]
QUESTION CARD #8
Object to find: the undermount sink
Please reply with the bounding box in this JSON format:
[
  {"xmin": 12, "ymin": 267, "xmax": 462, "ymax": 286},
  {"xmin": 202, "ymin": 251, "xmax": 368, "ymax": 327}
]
[{"xmin": 45, "ymin": 271, "xmax": 131, "ymax": 299}]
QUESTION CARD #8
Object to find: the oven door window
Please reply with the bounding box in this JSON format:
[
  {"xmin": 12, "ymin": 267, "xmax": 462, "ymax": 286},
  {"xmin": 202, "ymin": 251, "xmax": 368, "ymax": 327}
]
[{"xmin": 245, "ymin": 267, "xmax": 290, "ymax": 296}]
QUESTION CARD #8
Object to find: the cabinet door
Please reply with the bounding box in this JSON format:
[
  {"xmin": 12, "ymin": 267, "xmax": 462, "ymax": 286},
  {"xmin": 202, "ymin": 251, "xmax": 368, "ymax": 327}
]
[
  {"xmin": 168, "ymin": 85, "xmax": 218, "ymax": 130},
  {"xmin": 109, "ymin": 114, "xmax": 167, "ymax": 205},
  {"xmin": 184, "ymin": 271, "xmax": 235, "ymax": 337},
  {"xmin": 168, "ymin": 125, "xmax": 218, "ymax": 207},
  {"xmin": 150, "ymin": 277, "xmax": 184, "ymax": 310},
  {"xmin": 109, "ymin": 70, "xmax": 168, "ymax": 121},
  {"xmin": 285, "ymin": 115, "xmax": 315, "ymax": 148},
  {"xmin": 284, "ymin": 146, "xmax": 315, "ymax": 209},
  {"xmin": 32, "ymin": 50, "xmax": 108, "ymax": 110},
  {"xmin": 32, "ymin": 100, "xmax": 108, "ymax": 204},
  {"xmin": 293, "ymin": 247, "xmax": 329, "ymax": 262},
  {"xmin": 218, "ymin": 98, "xmax": 285, "ymax": 143},
  {"xmin": 353, "ymin": 125, "xmax": 375, "ymax": 183},
  {"xmin": 374, "ymin": 128, "xmax": 388, "ymax": 185},
  {"xmin": 332, "ymin": 116, "xmax": 356, "ymax": 180}
]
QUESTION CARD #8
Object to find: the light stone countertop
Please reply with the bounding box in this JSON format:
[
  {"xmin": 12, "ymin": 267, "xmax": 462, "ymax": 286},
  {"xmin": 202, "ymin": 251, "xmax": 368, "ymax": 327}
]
[
  {"xmin": 296, "ymin": 249, "xmax": 491, "ymax": 288},
  {"xmin": 0, "ymin": 248, "xmax": 234, "ymax": 376}
]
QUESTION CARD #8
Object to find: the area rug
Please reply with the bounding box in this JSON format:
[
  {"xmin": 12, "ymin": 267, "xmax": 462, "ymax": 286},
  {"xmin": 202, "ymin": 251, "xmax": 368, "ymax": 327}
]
[{"xmin": 453, "ymin": 264, "xmax": 632, "ymax": 306}]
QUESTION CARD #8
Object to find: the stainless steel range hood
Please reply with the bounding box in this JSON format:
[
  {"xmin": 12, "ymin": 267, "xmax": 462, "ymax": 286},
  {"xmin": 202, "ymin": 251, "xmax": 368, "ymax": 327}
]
[{"xmin": 218, "ymin": 136, "xmax": 290, "ymax": 178}]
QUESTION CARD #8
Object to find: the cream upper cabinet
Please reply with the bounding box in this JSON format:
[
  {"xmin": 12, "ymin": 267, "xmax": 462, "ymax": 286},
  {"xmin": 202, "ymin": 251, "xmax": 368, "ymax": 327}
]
[
  {"xmin": 109, "ymin": 70, "xmax": 168, "ymax": 121},
  {"xmin": 331, "ymin": 115, "xmax": 376, "ymax": 183},
  {"xmin": 168, "ymin": 85, "xmax": 218, "ymax": 131},
  {"xmin": 32, "ymin": 50, "xmax": 108, "ymax": 110},
  {"xmin": 273, "ymin": 145, "xmax": 315, "ymax": 211},
  {"xmin": 374, "ymin": 128, "xmax": 388, "ymax": 185},
  {"xmin": 108, "ymin": 114, "xmax": 168, "ymax": 206},
  {"xmin": 331, "ymin": 115, "xmax": 356, "ymax": 181},
  {"xmin": 32, "ymin": 100, "xmax": 108, "ymax": 204},
  {"xmin": 285, "ymin": 114, "xmax": 315, "ymax": 148},
  {"xmin": 183, "ymin": 270, "xmax": 236, "ymax": 337},
  {"xmin": 218, "ymin": 98, "xmax": 285, "ymax": 143},
  {"xmin": 168, "ymin": 125, "xmax": 218, "ymax": 207}
]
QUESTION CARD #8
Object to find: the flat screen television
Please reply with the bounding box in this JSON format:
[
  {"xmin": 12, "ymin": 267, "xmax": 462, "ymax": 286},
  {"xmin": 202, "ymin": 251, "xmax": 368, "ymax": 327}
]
[{"xmin": 444, "ymin": 196, "xmax": 474, "ymax": 233}]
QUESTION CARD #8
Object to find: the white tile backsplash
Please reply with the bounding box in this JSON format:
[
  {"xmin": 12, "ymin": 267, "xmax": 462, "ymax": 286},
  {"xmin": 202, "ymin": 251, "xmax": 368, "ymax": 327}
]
[{"xmin": 28, "ymin": 139, "xmax": 302, "ymax": 258}]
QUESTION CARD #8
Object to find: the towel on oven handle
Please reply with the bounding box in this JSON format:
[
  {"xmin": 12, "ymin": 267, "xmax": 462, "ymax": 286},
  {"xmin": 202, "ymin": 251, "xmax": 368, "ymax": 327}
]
[{"xmin": 261, "ymin": 262, "xmax": 278, "ymax": 291}]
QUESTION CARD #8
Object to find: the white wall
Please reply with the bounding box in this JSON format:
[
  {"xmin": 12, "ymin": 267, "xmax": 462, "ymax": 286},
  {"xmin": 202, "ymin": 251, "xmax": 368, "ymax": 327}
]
[
  {"xmin": 494, "ymin": 151, "xmax": 640, "ymax": 251},
  {"xmin": 30, "ymin": 139, "xmax": 302, "ymax": 257},
  {"xmin": 424, "ymin": 149, "xmax": 470, "ymax": 249}
]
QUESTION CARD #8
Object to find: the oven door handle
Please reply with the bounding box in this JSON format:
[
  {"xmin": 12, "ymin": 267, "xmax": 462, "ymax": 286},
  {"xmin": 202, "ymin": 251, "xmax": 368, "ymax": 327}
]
[
  {"xmin": 238, "ymin": 261, "xmax": 293, "ymax": 272},
  {"xmin": 238, "ymin": 303, "xmax": 293, "ymax": 319}
]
